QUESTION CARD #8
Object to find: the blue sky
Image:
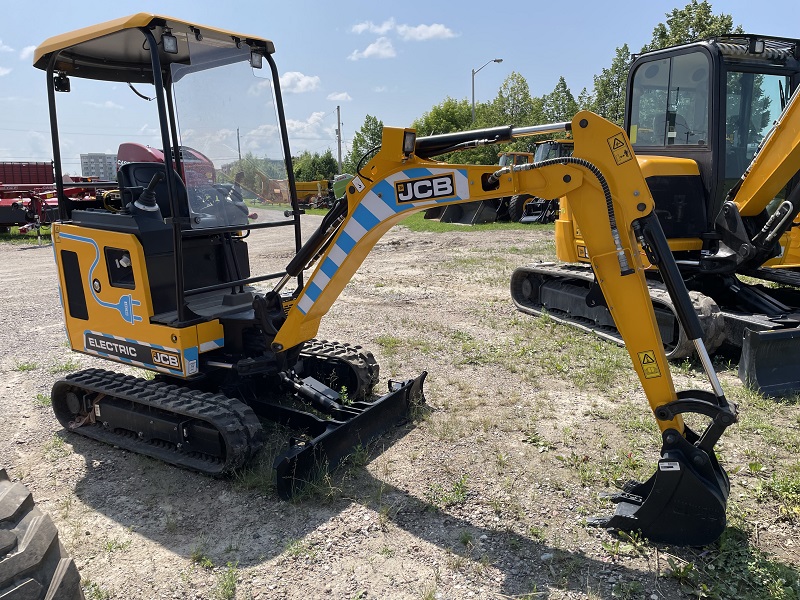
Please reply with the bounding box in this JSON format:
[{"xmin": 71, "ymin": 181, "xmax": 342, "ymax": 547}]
[{"xmin": 1, "ymin": 0, "xmax": 798, "ymax": 172}]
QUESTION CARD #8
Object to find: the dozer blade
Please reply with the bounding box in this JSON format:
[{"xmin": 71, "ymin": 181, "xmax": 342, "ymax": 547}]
[
  {"xmin": 739, "ymin": 327, "xmax": 800, "ymax": 396},
  {"xmin": 273, "ymin": 371, "xmax": 426, "ymax": 498},
  {"xmin": 589, "ymin": 429, "xmax": 729, "ymax": 546}
]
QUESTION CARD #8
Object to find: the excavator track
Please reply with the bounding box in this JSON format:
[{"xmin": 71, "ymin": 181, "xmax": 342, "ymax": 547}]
[
  {"xmin": 745, "ymin": 266, "xmax": 800, "ymax": 288},
  {"xmin": 511, "ymin": 263, "xmax": 726, "ymax": 360},
  {"xmin": 297, "ymin": 338, "xmax": 380, "ymax": 399},
  {"xmin": 51, "ymin": 368, "xmax": 265, "ymax": 476}
]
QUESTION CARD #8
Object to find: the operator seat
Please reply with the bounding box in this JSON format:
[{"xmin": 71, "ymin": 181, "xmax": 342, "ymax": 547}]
[{"xmin": 117, "ymin": 162, "xmax": 189, "ymax": 220}]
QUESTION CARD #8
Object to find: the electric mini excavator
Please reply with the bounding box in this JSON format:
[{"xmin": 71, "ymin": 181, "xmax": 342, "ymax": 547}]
[{"xmin": 37, "ymin": 14, "xmax": 735, "ymax": 545}]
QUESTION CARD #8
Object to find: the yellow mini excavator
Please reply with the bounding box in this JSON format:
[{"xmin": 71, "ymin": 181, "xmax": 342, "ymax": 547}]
[
  {"xmin": 36, "ymin": 14, "xmax": 736, "ymax": 546},
  {"xmin": 512, "ymin": 35, "xmax": 800, "ymax": 395}
]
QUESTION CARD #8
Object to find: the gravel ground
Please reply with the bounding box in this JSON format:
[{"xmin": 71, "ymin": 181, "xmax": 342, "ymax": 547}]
[{"xmin": 0, "ymin": 209, "xmax": 797, "ymax": 599}]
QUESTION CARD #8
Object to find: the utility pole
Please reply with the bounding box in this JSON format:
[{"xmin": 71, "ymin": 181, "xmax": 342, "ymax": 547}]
[
  {"xmin": 237, "ymin": 127, "xmax": 242, "ymax": 164},
  {"xmin": 336, "ymin": 105, "xmax": 343, "ymax": 174}
]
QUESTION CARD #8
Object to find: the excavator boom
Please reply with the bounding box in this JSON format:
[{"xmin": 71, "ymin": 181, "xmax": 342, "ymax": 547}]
[{"xmin": 269, "ymin": 113, "xmax": 736, "ymax": 544}]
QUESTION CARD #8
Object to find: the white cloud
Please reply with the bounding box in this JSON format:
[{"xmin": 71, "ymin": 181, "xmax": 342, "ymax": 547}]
[
  {"xmin": 279, "ymin": 71, "xmax": 321, "ymax": 94},
  {"xmin": 285, "ymin": 111, "xmax": 326, "ymax": 136},
  {"xmin": 373, "ymin": 86, "xmax": 388, "ymax": 93},
  {"xmin": 396, "ymin": 23, "xmax": 456, "ymax": 41},
  {"xmin": 351, "ymin": 18, "xmax": 395, "ymax": 35},
  {"xmin": 0, "ymin": 67, "xmax": 11, "ymax": 77},
  {"xmin": 327, "ymin": 91, "xmax": 352, "ymax": 102},
  {"xmin": 348, "ymin": 37, "xmax": 396, "ymax": 61},
  {"xmin": 84, "ymin": 100, "xmax": 123, "ymax": 109},
  {"xmin": 0, "ymin": 40, "xmax": 12, "ymax": 53},
  {"xmin": 19, "ymin": 46, "xmax": 36, "ymax": 60}
]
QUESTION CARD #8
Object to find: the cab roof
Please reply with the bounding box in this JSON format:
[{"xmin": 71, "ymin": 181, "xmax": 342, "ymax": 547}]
[{"xmin": 33, "ymin": 13, "xmax": 274, "ymax": 83}]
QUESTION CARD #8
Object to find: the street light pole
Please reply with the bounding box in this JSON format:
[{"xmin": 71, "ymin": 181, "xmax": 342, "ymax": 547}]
[{"xmin": 471, "ymin": 58, "xmax": 503, "ymax": 122}]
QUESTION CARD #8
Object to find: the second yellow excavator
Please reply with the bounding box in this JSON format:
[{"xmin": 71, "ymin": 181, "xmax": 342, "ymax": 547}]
[{"xmin": 513, "ymin": 35, "xmax": 800, "ymax": 395}]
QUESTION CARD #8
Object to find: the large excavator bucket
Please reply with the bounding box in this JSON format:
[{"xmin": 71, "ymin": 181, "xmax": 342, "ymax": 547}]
[
  {"xmin": 439, "ymin": 200, "xmax": 501, "ymax": 224},
  {"xmin": 739, "ymin": 327, "xmax": 800, "ymax": 396},
  {"xmin": 589, "ymin": 428, "xmax": 730, "ymax": 546}
]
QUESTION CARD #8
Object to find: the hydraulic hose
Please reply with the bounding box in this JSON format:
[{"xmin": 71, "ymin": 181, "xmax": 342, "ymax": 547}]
[{"xmin": 502, "ymin": 156, "xmax": 634, "ymax": 276}]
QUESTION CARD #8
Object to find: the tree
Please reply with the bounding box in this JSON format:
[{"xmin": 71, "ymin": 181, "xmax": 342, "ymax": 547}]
[
  {"xmin": 491, "ymin": 72, "xmax": 538, "ymax": 126},
  {"xmin": 293, "ymin": 149, "xmax": 338, "ymax": 181},
  {"xmin": 641, "ymin": 0, "xmax": 739, "ymax": 52},
  {"xmin": 541, "ymin": 77, "xmax": 579, "ymax": 124},
  {"xmin": 412, "ymin": 97, "xmax": 472, "ymax": 137},
  {"xmin": 590, "ymin": 44, "xmax": 631, "ymax": 126},
  {"xmin": 343, "ymin": 115, "xmax": 384, "ymax": 174}
]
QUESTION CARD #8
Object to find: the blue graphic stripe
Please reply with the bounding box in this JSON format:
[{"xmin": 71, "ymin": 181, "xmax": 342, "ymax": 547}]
[
  {"xmin": 402, "ymin": 167, "xmax": 434, "ymax": 179},
  {"xmin": 337, "ymin": 231, "xmax": 356, "ymax": 253},
  {"xmin": 304, "ymin": 282, "xmax": 322, "ymax": 302},
  {"xmin": 321, "ymin": 257, "xmax": 338, "ymax": 279},
  {"xmin": 371, "ymin": 180, "xmax": 397, "ymax": 204},
  {"xmin": 353, "ymin": 203, "xmax": 380, "ymax": 231}
]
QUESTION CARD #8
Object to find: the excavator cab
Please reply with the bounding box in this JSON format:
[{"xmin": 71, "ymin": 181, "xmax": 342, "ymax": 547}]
[{"xmin": 626, "ymin": 35, "xmax": 800, "ymax": 234}]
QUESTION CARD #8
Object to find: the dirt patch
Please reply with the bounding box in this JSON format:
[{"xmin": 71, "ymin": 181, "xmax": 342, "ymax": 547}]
[{"xmin": 1, "ymin": 213, "xmax": 798, "ymax": 599}]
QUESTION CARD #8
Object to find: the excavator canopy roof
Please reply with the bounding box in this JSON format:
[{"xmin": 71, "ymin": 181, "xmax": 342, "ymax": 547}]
[{"xmin": 33, "ymin": 13, "xmax": 275, "ymax": 83}]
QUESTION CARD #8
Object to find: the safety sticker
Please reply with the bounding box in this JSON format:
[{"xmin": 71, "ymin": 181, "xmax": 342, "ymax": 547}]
[
  {"xmin": 637, "ymin": 350, "xmax": 662, "ymax": 379},
  {"xmin": 351, "ymin": 176, "xmax": 366, "ymax": 193},
  {"xmin": 659, "ymin": 461, "xmax": 681, "ymax": 471},
  {"xmin": 607, "ymin": 133, "xmax": 633, "ymax": 165}
]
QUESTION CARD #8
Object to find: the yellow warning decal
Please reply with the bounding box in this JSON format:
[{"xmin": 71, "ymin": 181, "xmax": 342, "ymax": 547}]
[
  {"xmin": 637, "ymin": 350, "xmax": 662, "ymax": 379},
  {"xmin": 607, "ymin": 133, "xmax": 633, "ymax": 165}
]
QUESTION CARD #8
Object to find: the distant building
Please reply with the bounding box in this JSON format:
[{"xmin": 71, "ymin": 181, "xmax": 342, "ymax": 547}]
[{"xmin": 80, "ymin": 153, "xmax": 117, "ymax": 180}]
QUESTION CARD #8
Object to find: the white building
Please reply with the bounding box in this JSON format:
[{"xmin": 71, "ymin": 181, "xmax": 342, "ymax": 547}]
[{"xmin": 80, "ymin": 153, "xmax": 117, "ymax": 180}]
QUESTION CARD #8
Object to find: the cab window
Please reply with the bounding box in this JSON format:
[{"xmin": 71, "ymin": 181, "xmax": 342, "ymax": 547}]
[{"xmin": 630, "ymin": 52, "xmax": 710, "ymax": 147}]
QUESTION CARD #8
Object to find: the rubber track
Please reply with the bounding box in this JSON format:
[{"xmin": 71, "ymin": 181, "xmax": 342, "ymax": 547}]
[
  {"xmin": 511, "ymin": 263, "xmax": 726, "ymax": 360},
  {"xmin": 0, "ymin": 469, "xmax": 84, "ymax": 599},
  {"xmin": 298, "ymin": 339, "xmax": 379, "ymax": 399},
  {"xmin": 746, "ymin": 267, "xmax": 800, "ymax": 288},
  {"xmin": 52, "ymin": 369, "xmax": 264, "ymax": 475}
]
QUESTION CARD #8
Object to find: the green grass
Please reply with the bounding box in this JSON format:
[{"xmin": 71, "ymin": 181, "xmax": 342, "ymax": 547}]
[
  {"xmin": 0, "ymin": 226, "xmax": 52, "ymax": 244},
  {"xmin": 284, "ymin": 538, "xmax": 317, "ymax": 559},
  {"xmin": 102, "ymin": 538, "xmax": 131, "ymax": 553},
  {"xmin": 34, "ymin": 393, "xmax": 51, "ymax": 407},
  {"xmin": 49, "ymin": 358, "xmax": 81, "ymax": 374},
  {"xmin": 13, "ymin": 361, "xmax": 38, "ymax": 372},
  {"xmin": 214, "ymin": 562, "xmax": 238, "ymax": 600},
  {"xmin": 425, "ymin": 474, "xmax": 469, "ymax": 508},
  {"xmin": 189, "ymin": 545, "xmax": 214, "ymax": 569},
  {"xmin": 756, "ymin": 462, "xmax": 800, "ymax": 521},
  {"xmin": 667, "ymin": 527, "xmax": 800, "ymax": 599}
]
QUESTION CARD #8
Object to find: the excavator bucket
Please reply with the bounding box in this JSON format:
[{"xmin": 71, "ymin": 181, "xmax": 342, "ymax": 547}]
[
  {"xmin": 739, "ymin": 327, "xmax": 800, "ymax": 396},
  {"xmin": 589, "ymin": 429, "xmax": 730, "ymax": 546},
  {"xmin": 520, "ymin": 199, "xmax": 559, "ymax": 224},
  {"xmin": 439, "ymin": 200, "xmax": 501, "ymax": 224}
]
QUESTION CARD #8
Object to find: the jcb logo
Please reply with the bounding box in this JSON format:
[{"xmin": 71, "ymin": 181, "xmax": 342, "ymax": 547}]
[
  {"xmin": 395, "ymin": 174, "xmax": 455, "ymax": 203},
  {"xmin": 152, "ymin": 349, "xmax": 182, "ymax": 370}
]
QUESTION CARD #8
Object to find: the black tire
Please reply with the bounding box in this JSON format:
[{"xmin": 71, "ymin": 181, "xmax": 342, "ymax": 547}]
[
  {"xmin": 508, "ymin": 194, "xmax": 532, "ymax": 222},
  {"xmin": 0, "ymin": 469, "xmax": 84, "ymax": 599}
]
